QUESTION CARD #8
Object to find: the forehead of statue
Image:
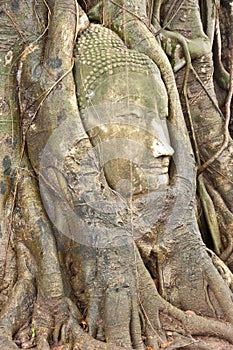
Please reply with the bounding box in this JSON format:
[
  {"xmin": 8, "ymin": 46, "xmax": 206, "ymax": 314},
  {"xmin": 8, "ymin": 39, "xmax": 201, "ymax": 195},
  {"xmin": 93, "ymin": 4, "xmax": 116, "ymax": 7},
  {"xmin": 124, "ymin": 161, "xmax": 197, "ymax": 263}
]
[
  {"xmin": 81, "ymin": 102, "xmax": 170, "ymax": 146},
  {"xmin": 87, "ymin": 71, "xmax": 168, "ymax": 118},
  {"xmin": 81, "ymin": 102, "xmax": 174, "ymax": 158}
]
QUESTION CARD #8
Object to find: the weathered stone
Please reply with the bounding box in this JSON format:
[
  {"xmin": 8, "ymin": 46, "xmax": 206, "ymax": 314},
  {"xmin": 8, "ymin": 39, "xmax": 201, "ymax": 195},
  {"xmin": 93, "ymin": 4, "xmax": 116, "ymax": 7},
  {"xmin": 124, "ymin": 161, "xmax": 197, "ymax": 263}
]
[{"xmin": 74, "ymin": 24, "xmax": 174, "ymax": 197}]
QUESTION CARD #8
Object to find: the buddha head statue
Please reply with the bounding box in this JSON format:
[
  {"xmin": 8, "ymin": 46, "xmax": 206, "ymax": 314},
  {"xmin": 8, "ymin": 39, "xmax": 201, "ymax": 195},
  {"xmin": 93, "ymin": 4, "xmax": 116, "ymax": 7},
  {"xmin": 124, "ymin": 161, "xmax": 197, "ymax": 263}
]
[{"xmin": 75, "ymin": 24, "xmax": 174, "ymax": 197}]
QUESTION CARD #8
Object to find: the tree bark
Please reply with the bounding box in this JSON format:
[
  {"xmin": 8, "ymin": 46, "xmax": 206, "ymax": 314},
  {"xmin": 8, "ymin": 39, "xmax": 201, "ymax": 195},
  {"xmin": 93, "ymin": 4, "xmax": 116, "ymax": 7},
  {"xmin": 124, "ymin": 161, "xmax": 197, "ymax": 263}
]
[{"xmin": 0, "ymin": 1, "xmax": 233, "ymax": 349}]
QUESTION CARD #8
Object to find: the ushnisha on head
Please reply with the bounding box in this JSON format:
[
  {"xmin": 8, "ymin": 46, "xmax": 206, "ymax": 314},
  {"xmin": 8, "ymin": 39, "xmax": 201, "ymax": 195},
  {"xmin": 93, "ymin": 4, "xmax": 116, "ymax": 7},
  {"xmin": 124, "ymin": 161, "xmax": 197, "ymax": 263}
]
[{"xmin": 74, "ymin": 24, "xmax": 174, "ymax": 197}]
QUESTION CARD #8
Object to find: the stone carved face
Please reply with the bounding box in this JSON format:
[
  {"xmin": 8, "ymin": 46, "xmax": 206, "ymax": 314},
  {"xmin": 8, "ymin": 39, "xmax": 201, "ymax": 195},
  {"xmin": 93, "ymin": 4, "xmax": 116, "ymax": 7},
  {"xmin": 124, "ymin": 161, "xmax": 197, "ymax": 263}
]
[
  {"xmin": 80, "ymin": 72, "xmax": 174, "ymax": 197},
  {"xmin": 75, "ymin": 24, "xmax": 174, "ymax": 197}
]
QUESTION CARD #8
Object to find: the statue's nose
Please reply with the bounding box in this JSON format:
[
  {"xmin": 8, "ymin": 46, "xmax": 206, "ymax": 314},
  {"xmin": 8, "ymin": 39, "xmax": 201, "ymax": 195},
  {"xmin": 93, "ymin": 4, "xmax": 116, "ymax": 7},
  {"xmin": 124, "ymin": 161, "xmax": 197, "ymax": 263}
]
[
  {"xmin": 150, "ymin": 119, "xmax": 174, "ymax": 158},
  {"xmin": 151, "ymin": 137, "xmax": 174, "ymax": 158}
]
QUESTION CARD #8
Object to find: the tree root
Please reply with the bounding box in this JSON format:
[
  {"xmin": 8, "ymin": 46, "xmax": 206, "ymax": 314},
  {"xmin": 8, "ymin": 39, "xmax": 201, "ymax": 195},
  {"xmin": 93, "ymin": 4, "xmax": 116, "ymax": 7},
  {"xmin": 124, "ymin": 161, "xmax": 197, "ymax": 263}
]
[
  {"xmin": 0, "ymin": 243, "xmax": 36, "ymax": 349},
  {"xmin": 137, "ymin": 253, "xmax": 233, "ymax": 345},
  {"xmin": 206, "ymin": 248, "xmax": 233, "ymax": 290},
  {"xmin": 2, "ymin": 253, "xmax": 233, "ymax": 350},
  {"xmin": 63, "ymin": 242, "xmax": 233, "ymax": 349},
  {"xmin": 205, "ymin": 181, "xmax": 233, "ymax": 268},
  {"xmin": 1, "ymin": 2, "xmax": 233, "ymax": 350}
]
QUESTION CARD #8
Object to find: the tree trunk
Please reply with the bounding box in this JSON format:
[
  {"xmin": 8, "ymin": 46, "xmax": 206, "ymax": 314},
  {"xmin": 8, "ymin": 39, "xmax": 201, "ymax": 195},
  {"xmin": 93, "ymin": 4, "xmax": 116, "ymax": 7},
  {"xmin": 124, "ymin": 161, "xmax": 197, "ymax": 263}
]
[{"xmin": 0, "ymin": 1, "xmax": 233, "ymax": 349}]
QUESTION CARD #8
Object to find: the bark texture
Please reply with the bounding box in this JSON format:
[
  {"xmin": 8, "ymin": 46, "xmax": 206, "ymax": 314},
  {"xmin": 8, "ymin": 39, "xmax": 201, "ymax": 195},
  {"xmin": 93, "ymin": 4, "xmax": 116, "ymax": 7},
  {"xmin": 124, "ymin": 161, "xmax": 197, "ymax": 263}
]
[{"xmin": 0, "ymin": 1, "xmax": 233, "ymax": 350}]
